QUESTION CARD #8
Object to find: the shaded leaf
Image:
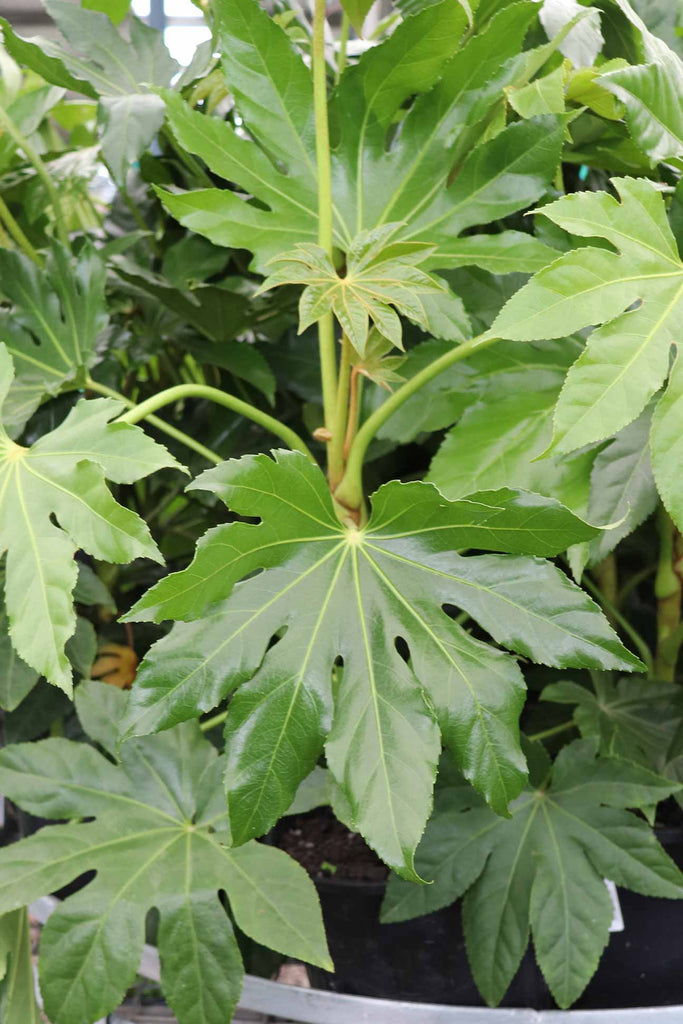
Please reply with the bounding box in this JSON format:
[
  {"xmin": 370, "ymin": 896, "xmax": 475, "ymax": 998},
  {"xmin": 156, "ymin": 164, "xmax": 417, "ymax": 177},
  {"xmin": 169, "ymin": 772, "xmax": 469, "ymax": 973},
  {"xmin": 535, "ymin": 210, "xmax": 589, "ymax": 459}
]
[
  {"xmin": 542, "ymin": 674, "xmax": 682, "ymax": 771},
  {"xmin": 0, "ymin": 688, "xmax": 331, "ymax": 1024},
  {"xmin": 0, "ymin": 908, "xmax": 42, "ymax": 1024},
  {"xmin": 0, "ymin": 244, "xmax": 108, "ymax": 435},
  {"xmin": 382, "ymin": 740, "xmax": 683, "ymax": 1008},
  {"xmin": 586, "ymin": 410, "xmax": 657, "ymax": 564}
]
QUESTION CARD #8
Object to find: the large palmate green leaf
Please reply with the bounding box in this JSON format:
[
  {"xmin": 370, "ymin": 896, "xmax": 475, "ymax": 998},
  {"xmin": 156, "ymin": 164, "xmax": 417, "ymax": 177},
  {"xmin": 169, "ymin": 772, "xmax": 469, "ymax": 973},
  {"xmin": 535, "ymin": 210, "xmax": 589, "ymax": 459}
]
[
  {"xmin": 493, "ymin": 177, "xmax": 683, "ymax": 517},
  {"xmin": 542, "ymin": 674, "xmax": 683, "ymax": 771},
  {"xmin": 0, "ymin": 908, "xmax": 42, "ymax": 1024},
  {"xmin": 2, "ymin": 0, "xmax": 179, "ymax": 182},
  {"xmin": 382, "ymin": 740, "xmax": 683, "ymax": 1008},
  {"xmin": 0, "ymin": 243, "xmax": 108, "ymax": 435},
  {"xmin": 0, "ymin": 681, "xmax": 331, "ymax": 1024},
  {"xmin": 0, "ymin": 344, "xmax": 181, "ymax": 694},
  {"xmin": 122, "ymin": 450, "xmax": 639, "ymax": 878},
  {"xmin": 159, "ymin": 0, "xmax": 562, "ymax": 273}
]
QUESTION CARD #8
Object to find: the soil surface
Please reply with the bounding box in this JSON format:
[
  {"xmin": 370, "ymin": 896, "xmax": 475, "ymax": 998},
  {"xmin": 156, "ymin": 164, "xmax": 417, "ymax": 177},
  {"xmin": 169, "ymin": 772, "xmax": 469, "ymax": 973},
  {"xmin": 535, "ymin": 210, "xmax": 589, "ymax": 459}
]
[{"xmin": 277, "ymin": 808, "xmax": 388, "ymax": 882}]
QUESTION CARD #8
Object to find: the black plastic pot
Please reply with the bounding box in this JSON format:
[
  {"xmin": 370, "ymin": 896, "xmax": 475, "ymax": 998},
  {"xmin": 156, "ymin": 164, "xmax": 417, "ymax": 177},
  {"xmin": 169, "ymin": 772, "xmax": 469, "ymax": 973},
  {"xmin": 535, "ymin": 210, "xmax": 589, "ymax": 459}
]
[{"xmin": 307, "ymin": 827, "xmax": 683, "ymax": 1011}]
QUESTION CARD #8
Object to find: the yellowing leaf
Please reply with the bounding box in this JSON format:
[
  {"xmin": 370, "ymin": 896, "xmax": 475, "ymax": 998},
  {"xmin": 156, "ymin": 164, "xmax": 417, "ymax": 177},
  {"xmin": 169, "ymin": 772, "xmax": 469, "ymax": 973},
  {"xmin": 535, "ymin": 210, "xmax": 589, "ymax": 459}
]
[{"xmin": 91, "ymin": 644, "xmax": 139, "ymax": 690}]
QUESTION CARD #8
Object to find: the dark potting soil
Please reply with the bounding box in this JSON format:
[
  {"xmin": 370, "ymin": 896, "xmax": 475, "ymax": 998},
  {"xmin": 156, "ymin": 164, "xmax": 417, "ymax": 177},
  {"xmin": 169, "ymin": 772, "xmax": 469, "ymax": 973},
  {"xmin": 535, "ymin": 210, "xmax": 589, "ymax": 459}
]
[{"xmin": 277, "ymin": 808, "xmax": 388, "ymax": 882}]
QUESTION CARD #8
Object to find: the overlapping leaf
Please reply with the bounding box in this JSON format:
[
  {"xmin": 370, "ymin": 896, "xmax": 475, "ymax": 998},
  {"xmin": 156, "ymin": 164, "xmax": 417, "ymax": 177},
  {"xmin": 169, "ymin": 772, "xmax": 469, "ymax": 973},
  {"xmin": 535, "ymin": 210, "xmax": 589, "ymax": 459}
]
[
  {"xmin": 382, "ymin": 740, "xmax": 683, "ymax": 1008},
  {"xmin": 0, "ymin": 681, "xmax": 331, "ymax": 1024},
  {"xmin": 427, "ymin": 338, "xmax": 594, "ymax": 510},
  {"xmin": 122, "ymin": 450, "xmax": 639, "ymax": 878},
  {"xmin": 494, "ymin": 177, "xmax": 683, "ymax": 529},
  {"xmin": 258, "ymin": 227, "xmax": 444, "ymax": 355},
  {"xmin": 583, "ymin": 410, "xmax": 658, "ymax": 565},
  {"xmin": 0, "ymin": 908, "xmax": 41, "ymax": 1024},
  {"xmin": 2, "ymin": 0, "xmax": 179, "ymax": 182},
  {"xmin": 158, "ymin": 0, "xmax": 563, "ymax": 278},
  {"xmin": 542, "ymin": 674, "xmax": 683, "ymax": 770},
  {"xmin": 0, "ymin": 243, "xmax": 108, "ymax": 435},
  {"xmin": 600, "ymin": 0, "xmax": 683, "ymax": 165},
  {"xmin": 0, "ymin": 344, "xmax": 182, "ymax": 694}
]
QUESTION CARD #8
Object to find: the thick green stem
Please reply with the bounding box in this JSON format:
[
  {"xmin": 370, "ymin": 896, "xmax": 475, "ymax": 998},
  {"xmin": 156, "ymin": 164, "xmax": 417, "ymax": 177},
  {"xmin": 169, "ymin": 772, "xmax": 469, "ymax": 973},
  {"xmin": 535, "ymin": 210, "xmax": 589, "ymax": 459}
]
[
  {"xmin": 0, "ymin": 195, "xmax": 43, "ymax": 265},
  {"xmin": 655, "ymin": 505, "xmax": 683, "ymax": 681},
  {"xmin": 328, "ymin": 336, "xmax": 352, "ymax": 489},
  {"xmin": 117, "ymin": 382, "xmax": 315, "ymax": 461},
  {"xmin": 87, "ymin": 377, "xmax": 223, "ymax": 465},
  {"xmin": 335, "ymin": 332, "xmax": 499, "ymax": 512},
  {"xmin": 312, "ymin": 0, "xmax": 338, "ymax": 435},
  {"xmin": 0, "ymin": 104, "xmax": 70, "ymax": 248}
]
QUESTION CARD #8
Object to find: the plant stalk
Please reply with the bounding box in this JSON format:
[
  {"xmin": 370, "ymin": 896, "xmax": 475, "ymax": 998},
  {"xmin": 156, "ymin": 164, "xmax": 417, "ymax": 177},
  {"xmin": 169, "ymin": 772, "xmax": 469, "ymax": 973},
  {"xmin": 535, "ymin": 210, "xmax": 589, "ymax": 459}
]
[
  {"xmin": 0, "ymin": 194, "xmax": 43, "ymax": 265},
  {"xmin": 328, "ymin": 335, "xmax": 352, "ymax": 489},
  {"xmin": 335, "ymin": 332, "xmax": 499, "ymax": 512},
  {"xmin": 312, "ymin": 0, "xmax": 338, "ymax": 439},
  {"xmin": 343, "ymin": 367, "xmax": 362, "ymax": 460},
  {"xmin": 0, "ymin": 104, "xmax": 70, "ymax": 249},
  {"xmin": 116, "ymin": 382, "xmax": 315, "ymax": 460},
  {"xmin": 655, "ymin": 504, "xmax": 683, "ymax": 681},
  {"xmin": 336, "ymin": 11, "xmax": 351, "ymax": 82},
  {"xmin": 87, "ymin": 378, "xmax": 223, "ymax": 465}
]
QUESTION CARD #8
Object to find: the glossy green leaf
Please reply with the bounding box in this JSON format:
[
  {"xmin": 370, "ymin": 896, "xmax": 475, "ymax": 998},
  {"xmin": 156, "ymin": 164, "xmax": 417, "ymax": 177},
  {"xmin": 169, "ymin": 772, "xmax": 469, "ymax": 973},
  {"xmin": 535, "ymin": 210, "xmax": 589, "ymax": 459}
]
[
  {"xmin": 0, "ymin": 244, "xmax": 108, "ymax": 435},
  {"xmin": 542, "ymin": 675, "xmax": 683, "ymax": 771},
  {"xmin": 0, "ymin": 908, "xmax": 42, "ymax": 1024},
  {"xmin": 123, "ymin": 451, "xmax": 638, "ymax": 876},
  {"xmin": 0, "ymin": 345, "xmax": 181, "ymax": 695},
  {"xmin": 494, "ymin": 177, "xmax": 683, "ymax": 454},
  {"xmin": 382, "ymin": 740, "xmax": 683, "ymax": 1008},
  {"xmin": 0, "ymin": 687, "xmax": 331, "ymax": 1024}
]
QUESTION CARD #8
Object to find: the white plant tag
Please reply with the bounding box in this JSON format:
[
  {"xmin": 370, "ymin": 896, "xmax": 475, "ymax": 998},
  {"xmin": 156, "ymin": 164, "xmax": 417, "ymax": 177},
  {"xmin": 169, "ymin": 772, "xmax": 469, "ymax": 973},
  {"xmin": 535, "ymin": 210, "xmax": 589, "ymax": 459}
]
[{"xmin": 605, "ymin": 879, "xmax": 624, "ymax": 932}]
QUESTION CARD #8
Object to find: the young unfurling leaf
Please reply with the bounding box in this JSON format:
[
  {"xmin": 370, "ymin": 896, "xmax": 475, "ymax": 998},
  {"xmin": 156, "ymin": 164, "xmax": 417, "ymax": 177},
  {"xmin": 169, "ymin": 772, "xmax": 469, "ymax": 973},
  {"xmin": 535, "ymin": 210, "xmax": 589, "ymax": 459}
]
[{"xmin": 257, "ymin": 227, "xmax": 444, "ymax": 356}]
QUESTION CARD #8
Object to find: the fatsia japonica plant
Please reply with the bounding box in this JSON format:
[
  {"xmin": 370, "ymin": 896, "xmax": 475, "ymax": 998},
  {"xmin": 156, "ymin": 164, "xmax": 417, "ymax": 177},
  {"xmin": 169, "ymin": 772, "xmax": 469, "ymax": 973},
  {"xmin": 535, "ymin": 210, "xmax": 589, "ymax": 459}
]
[{"xmin": 1, "ymin": 0, "xmax": 683, "ymax": 1020}]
